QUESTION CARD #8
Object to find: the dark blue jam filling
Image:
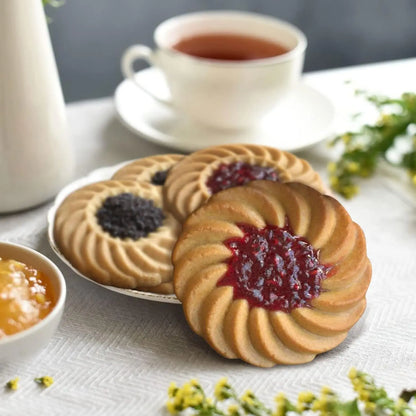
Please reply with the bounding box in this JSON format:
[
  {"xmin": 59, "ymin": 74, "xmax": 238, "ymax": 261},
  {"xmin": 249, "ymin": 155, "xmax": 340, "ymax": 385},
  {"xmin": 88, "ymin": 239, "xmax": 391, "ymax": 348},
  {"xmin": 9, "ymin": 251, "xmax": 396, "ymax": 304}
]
[
  {"xmin": 96, "ymin": 193, "xmax": 164, "ymax": 240},
  {"xmin": 151, "ymin": 170, "xmax": 169, "ymax": 186}
]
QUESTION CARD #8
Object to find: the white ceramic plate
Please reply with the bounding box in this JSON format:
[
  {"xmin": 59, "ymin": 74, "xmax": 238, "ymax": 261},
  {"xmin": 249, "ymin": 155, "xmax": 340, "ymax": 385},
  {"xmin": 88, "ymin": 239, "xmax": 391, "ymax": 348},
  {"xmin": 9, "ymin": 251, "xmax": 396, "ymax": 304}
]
[
  {"xmin": 114, "ymin": 67, "xmax": 336, "ymax": 153},
  {"xmin": 47, "ymin": 162, "xmax": 181, "ymax": 304}
]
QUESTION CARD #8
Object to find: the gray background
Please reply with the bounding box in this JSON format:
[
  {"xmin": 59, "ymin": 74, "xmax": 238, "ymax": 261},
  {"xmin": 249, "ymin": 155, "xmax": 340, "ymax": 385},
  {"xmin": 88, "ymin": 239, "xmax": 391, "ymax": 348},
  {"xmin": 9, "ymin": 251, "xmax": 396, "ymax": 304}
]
[{"xmin": 46, "ymin": 0, "xmax": 416, "ymax": 103}]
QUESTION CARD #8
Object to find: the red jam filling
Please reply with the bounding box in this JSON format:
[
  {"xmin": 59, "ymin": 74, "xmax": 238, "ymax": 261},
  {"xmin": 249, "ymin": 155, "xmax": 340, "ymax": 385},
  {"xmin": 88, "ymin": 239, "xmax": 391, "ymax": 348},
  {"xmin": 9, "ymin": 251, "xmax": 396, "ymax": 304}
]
[
  {"xmin": 206, "ymin": 162, "xmax": 279, "ymax": 194},
  {"xmin": 217, "ymin": 222, "xmax": 331, "ymax": 312}
]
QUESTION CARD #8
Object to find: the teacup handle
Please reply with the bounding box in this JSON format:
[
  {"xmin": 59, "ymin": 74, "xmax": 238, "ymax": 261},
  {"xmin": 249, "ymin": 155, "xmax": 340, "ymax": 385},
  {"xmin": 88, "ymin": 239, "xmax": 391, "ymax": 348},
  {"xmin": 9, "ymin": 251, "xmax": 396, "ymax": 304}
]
[{"xmin": 121, "ymin": 45, "xmax": 173, "ymax": 107}]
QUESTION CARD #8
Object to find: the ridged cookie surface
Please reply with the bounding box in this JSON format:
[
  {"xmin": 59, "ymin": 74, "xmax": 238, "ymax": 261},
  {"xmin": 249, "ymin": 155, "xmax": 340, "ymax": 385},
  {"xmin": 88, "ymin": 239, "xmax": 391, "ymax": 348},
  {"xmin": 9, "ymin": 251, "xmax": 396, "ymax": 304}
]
[
  {"xmin": 172, "ymin": 181, "xmax": 371, "ymax": 367},
  {"xmin": 54, "ymin": 180, "xmax": 181, "ymax": 292},
  {"xmin": 112, "ymin": 154, "xmax": 184, "ymax": 184},
  {"xmin": 164, "ymin": 144, "xmax": 326, "ymax": 222}
]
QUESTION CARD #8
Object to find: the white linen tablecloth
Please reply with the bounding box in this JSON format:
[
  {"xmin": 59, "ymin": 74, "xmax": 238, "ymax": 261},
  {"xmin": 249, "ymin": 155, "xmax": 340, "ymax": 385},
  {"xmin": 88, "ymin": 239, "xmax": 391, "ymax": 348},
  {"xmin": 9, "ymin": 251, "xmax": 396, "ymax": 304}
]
[{"xmin": 0, "ymin": 58, "xmax": 415, "ymax": 415}]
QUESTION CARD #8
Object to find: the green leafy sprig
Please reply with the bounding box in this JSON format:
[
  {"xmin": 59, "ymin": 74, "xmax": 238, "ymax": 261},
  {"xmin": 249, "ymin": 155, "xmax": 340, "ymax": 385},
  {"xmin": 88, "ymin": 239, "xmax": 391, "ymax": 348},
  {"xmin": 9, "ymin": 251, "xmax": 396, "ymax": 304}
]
[
  {"xmin": 166, "ymin": 369, "xmax": 416, "ymax": 416},
  {"xmin": 42, "ymin": 0, "xmax": 64, "ymax": 7},
  {"xmin": 328, "ymin": 92, "xmax": 416, "ymax": 198}
]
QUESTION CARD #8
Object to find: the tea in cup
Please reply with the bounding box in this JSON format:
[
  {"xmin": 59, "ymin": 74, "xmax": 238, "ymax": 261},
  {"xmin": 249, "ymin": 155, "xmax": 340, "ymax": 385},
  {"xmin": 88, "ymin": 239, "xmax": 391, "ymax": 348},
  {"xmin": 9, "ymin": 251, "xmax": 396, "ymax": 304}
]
[{"xmin": 121, "ymin": 11, "xmax": 307, "ymax": 130}]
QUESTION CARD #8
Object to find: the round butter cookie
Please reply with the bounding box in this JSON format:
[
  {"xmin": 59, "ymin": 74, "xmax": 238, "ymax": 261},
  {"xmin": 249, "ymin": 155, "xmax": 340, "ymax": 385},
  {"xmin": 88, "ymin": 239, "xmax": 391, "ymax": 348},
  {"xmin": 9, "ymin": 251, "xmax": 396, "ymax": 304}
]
[
  {"xmin": 164, "ymin": 144, "xmax": 326, "ymax": 222},
  {"xmin": 172, "ymin": 181, "xmax": 371, "ymax": 367},
  {"xmin": 112, "ymin": 154, "xmax": 184, "ymax": 186},
  {"xmin": 54, "ymin": 180, "xmax": 181, "ymax": 292}
]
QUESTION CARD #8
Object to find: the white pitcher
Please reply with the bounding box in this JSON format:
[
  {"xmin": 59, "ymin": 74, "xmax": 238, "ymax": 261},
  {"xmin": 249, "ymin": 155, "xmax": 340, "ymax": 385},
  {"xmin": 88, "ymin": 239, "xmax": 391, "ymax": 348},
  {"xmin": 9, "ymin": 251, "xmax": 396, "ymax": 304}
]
[{"xmin": 0, "ymin": 0, "xmax": 75, "ymax": 213}]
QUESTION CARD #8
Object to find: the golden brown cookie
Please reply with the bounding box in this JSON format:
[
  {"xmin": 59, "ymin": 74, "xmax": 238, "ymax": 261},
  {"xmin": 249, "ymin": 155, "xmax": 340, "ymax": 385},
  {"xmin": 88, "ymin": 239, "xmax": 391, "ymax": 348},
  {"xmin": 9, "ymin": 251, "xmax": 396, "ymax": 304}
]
[
  {"xmin": 172, "ymin": 181, "xmax": 371, "ymax": 367},
  {"xmin": 112, "ymin": 154, "xmax": 184, "ymax": 186},
  {"xmin": 164, "ymin": 144, "xmax": 327, "ymax": 222},
  {"xmin": 54, "ymin": 180, "xmax": 181, "ymax": 292}
]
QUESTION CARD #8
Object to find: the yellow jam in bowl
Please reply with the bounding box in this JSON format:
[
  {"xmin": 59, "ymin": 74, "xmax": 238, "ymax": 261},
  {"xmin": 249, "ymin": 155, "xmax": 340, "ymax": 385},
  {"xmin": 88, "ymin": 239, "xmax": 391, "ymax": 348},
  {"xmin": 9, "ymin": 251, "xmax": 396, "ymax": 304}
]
[{"xmin": 0, "ymin": 257, "xmax": 56, "ymax": 338}]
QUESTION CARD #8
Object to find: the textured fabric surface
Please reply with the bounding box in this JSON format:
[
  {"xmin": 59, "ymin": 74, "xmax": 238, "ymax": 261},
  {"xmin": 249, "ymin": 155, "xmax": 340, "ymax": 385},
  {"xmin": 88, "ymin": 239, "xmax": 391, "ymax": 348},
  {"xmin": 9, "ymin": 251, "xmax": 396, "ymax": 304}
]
[{"xmin": 0, "ymin": 59, "xmax": 415, "ymax": 415}]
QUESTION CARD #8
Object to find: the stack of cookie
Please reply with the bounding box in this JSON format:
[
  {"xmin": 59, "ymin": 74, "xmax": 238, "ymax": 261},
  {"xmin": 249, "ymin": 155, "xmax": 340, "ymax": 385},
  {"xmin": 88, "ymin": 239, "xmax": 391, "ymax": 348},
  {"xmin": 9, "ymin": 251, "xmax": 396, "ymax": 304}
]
[{"xmin": 54, "ymin": 144, "xmax": 371, "ymax": 367}]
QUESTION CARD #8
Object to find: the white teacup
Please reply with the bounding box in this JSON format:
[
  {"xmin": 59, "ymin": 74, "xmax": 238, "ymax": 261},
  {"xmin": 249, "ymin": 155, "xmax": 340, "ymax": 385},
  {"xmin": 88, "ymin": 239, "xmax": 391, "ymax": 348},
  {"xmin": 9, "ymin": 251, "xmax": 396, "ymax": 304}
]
[{"xmin": 121, "ymin": 11, "xmax": 307, "ymax": 130}]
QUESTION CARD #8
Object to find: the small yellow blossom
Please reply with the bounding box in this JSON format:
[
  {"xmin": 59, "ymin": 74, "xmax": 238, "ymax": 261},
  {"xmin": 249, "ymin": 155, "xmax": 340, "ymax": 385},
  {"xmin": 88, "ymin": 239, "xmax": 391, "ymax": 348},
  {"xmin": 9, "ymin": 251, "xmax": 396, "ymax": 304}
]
[
  {"xmin": 296, "ymin": 391, "xmax": 315, "ymax": 412},
  {"xmin": 348, "ymin": 367, "xmax": 357, "ymax": 379},
  {"xmin": 166, "ymin": 400, "xmax": 178, "ymax": 415},
  {"xmin": 168, "ymin": 382, "xmax": 178, "ymax": 398},
  {"xmin": 364, "ymin": 401, "xmax": 377, "ymax": 413},
  {"xmin": 274, "ymin": 392, "xmax": 289, "ymax": 416},
  {"xmin": 327, "ymin": 162, "xmax": 337, "ymax": 174},
  {"xmin": 380, "ymin": 113, "xmax": 393, "ymax": 125},
  {"xmin": 214, "ymin": 377, "xmax": 229, "ymax": 401},
  {"xmin": 34, "ymin": 376, "xmax": 54, "ymax": 387},
  {"xmin": 6, "ymin": 377, "xmax": 19, "ymax": 391},
  {"xmin": 183, "ymin": 392, "xmax": 203, "ymax": 408},
  {"xmin": 359, "ymin": 167, "xmax": 371, "ymax": 177},
  {"xmin": 321, "ymin": 386, "xmax": 334, "ymax": 396},
  {"xmin": 341, "ymin": 134, "xmax": 352, "ymax": 144},
  {"xmin": 189, "ymin": 379, "xmax": 199, "ymax": 387},
  {"xmin": 227, "ymin": 403, "xmax": 239, "ymax": 415},
  {"xmin": 357, "ymin": 387, "xmax": 370, "ymax": 401},
  {"xmin": 341, "ymin": 184, "xmax": 360, "ymax": 199},
  {"xmin": 274, "ymin": 392, "xmax": 286, "ymax": 404},
  {"xmin": 329, "ymin": 175, "xmax": 339, "ymax": 188},
  {"xmin": 182, "ymin": 382, "xmax": 193, "ymax": 396},
  {"xmin": 346, "ymin": 161, "xmax": 360, "ymax": 173},
  {"xmin": 241, "ymin": 389, "xmax": 254, "ymax": 406}
]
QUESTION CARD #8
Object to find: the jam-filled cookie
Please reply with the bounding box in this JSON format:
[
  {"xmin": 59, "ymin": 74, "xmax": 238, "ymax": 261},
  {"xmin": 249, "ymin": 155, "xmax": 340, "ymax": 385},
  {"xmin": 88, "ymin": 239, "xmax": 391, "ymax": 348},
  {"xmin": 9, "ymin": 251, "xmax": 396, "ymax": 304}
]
[
  {"xmin": 112, "ymin": 154, "xmax": 184, "ymax": 186},
  {"xmin": 54, "ymin": 180, "xmax": 181, "ymax": 292},
  {"xmin": 164, "ymin": 144, "xmax": 326, "ymax": 222},
  {"xmin": 172, "ymin": 181, "xmax": 371, "ymax": 367}
]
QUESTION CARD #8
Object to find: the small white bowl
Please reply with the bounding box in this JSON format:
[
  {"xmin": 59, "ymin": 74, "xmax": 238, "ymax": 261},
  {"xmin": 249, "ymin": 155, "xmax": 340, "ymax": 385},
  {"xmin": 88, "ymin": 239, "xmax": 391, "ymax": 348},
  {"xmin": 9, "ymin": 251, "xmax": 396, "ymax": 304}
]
[{"xmin": 0, "ymin": 241, "xmax": 66, "ymax": 362}]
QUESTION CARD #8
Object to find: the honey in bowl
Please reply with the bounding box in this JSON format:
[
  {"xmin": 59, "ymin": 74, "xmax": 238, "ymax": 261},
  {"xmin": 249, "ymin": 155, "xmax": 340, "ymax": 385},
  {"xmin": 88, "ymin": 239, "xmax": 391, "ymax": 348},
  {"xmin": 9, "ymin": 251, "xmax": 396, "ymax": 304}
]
[{"xmin": 0, "ymin": 257, "xmax": 56, "ymax": 338}]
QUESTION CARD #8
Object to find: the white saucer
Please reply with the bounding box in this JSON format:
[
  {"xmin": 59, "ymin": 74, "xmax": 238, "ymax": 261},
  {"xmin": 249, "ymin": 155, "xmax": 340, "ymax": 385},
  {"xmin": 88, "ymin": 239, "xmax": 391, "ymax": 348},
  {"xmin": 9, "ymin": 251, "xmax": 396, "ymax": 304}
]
[{"xmin": 114, "ymin": 68, "xmax": 336, "ymax": 153}]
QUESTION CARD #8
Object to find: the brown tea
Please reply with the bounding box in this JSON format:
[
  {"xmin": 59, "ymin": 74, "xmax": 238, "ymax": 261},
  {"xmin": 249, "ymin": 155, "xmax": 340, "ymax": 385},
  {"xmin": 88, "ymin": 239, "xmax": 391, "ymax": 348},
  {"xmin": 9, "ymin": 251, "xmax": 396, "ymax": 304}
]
[{"xmin": 172, "ymin": 32, "xmax": 289, "ymax": 61}]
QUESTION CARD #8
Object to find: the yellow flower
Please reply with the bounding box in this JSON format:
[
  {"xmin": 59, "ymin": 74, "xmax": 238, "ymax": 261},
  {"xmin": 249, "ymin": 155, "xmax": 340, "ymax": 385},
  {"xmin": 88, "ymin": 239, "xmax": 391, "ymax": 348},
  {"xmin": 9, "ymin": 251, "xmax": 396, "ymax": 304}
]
[
  {"xmin": 364, "ymin": 401, "xmax": 377, "ymax": 414},
  {"xmin": 348, "ymin": 367, "xmax": 357, "ymax": 380},
  {"xmin": 296, "ymin": 391, "xmax": 315, "ymax": 411},
  {"xmin": 190, "ymin": 379, "xmax": 199, "ymax": 387},
  {"xmin": 227, "ymin": 404, "xmax": 239, "ymax": 415},
  {"xmin": 327, "ymin": 162, "xmax": 337, "ymax": 174},
  {"xmin": 34, "ymin": 376, "xmax": 54, "ymax": 387},
  {"xmin": 182, "ymin": 382, "xmax": 193, "ymax": 396},
  {"xmin": 274, "ymin": 392, "xmax": 286, "ymax": 403},
  {"xmin": 241, "ymin": 390, "xmax": 254, "ymax": 406},
  {"xmin": 274, "ymin": 393, "xmax": 289, "ymax": 416},
  {"xmin": 359, "ymin": 167, "xmax": 371, "ymax": 177},
  {"xmin": 214, "ymin": 377, "xmax": 229, "ymax": 401},
  {"xmin": 6, "ymin": 377, "xmax": 19, "ymax": 391},
  {"xmin": 341, "ymin": 134, "xmax": 352, "ymax": 144},
  {"xmin": 166, "ymin": 400, "xmax": 178, "ymax": 415},
  {"xmin": 329, "ymin": 175, "xmax": 340, "ymax": 188},
  {"xmin": 380, "ymin": 113, "xmax": 393, "ymax": 125},
  {"xmin": 321, "ymin": 386, "xmax": 333, "ymax": 396},
  {"xmin": 347, "ymin": 161, "xmax": 360, "ymax": 173},
  {"xmin": 341, "ymin": 184, "xmax": 359, "ymax": 199},
  {"xmin": 311, "ymin": 399, "xmax": 322, "ymax": 411},
  {"xmin": 357, "ymin": 387, "xmax": 370, "ymax": 402},
  {"xmin": 171, "ymin": 388, "xmax": 184, "ymax": 410},
  {"xmin": 183, "ymin": 392, "xmax": 204, "ymax": 408},
  {"xmin": 298, "ymin": 391, "xmax": 314, "ymax": 403},
  {"xmin": 168, "ymin": 382, "xmax": 178, "ymax": 398}
]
